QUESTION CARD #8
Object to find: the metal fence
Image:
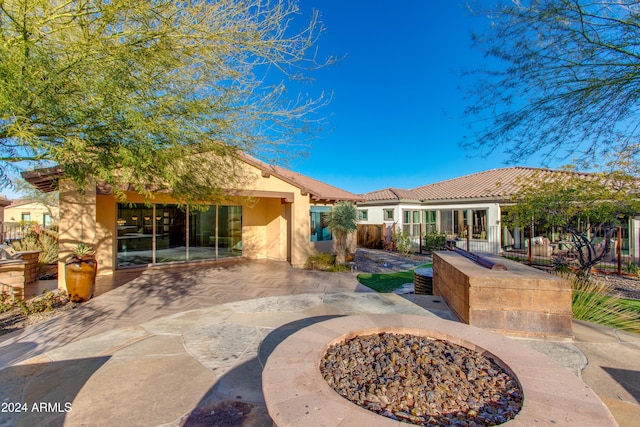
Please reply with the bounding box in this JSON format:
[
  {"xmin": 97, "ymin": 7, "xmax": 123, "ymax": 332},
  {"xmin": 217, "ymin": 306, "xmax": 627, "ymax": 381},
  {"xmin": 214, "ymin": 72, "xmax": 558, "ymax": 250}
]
[
  {"xmin": 408, "ymin": 224, "xmax": 636, "ymax": 276},
  {"xmin": 1, "ymin": 222, "xmax": 40, "ymax": 244}
]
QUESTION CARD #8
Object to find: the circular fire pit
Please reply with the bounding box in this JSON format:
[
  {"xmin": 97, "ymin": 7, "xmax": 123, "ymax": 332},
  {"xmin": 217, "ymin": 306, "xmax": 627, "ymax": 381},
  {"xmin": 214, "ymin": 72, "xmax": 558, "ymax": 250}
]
[
  {"xmin": 262, "ymin": 314, "xmax": 617, "ymax": 427},
  {"xmin": 320, "ymin": 332, "xmax": 522, "ymax": 425}
]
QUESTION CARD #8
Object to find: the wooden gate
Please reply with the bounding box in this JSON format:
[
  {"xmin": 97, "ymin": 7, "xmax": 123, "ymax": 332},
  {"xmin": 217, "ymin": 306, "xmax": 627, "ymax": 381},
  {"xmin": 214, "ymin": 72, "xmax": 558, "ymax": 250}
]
[{"xmin": 357, "ymin": 224, "xmax": 383, "ymax": 249}]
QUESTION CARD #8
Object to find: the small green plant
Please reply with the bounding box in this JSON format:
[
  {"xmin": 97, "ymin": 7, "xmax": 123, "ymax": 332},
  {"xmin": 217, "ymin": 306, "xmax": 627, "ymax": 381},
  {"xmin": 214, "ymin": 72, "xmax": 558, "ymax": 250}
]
[
  {"xmin": 72, "ymin": 243, "xmax": 95, "ymax": 256},
  {"xmin": 552, "ymin": 254, "xmax": 572, "ymax": 274},
  {"xmin": 423, "ymin": 232, "xmax": 446, "ymax": 252},
  {"xmin": 623, "ymin": 260, "xmax": 639, "ymax": 276},
  {"xmin": 0, "ymin": 290, "xmax": 69, "ymax": 316},
  {"xmin": 304, "ymin": 253, "xmax": 336, "ymax": 270},
  {"xmin": 0, "ymin": 292, "xmax": 14, "ymax": 313},
  {"xmin": 394, "ymin": 227, "xmax": 413, "ymax": 257}
]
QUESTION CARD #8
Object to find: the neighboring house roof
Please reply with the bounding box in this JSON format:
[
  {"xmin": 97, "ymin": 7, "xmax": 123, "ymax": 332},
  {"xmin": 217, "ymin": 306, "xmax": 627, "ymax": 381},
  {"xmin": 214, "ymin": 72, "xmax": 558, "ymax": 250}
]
[
  {"xmin": 361, "ymin": 188, "xmax": 420, "ymax": 203},
  {"xmin": 361, "ymin": 167, "xmax": 593, "ymax": 204},
  {"xmin": 23, "ymin": 155, "xmax": 363, "ymax": 203},
  {"xmin": 6, "ymin": 199, "xmax": 36, "ymax": 209},
  {"xmin": 0, "ymin": 196, "xmax": 10, "ymax": 208}
]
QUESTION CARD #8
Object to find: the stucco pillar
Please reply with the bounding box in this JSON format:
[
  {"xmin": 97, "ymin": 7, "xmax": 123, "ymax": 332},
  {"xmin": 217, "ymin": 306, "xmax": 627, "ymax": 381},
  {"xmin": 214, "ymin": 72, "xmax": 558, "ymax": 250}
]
[{"xmin": 57, "ymin": 178, "xmax": 97, "ymax": 290}]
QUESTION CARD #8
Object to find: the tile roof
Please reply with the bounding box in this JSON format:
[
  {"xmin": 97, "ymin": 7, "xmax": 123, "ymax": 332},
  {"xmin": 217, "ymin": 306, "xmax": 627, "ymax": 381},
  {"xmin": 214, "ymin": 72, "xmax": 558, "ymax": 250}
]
[
  {"xmin": 361, "ymin": 167, "xmax": 593, "ymax": 203},
  {"xmin": 23, "ymin": 155, "xmax": 362, "ymax": 203},
  {"xmin": 242, "ymin": 156, "xmax": 363, "ymax": 202}
]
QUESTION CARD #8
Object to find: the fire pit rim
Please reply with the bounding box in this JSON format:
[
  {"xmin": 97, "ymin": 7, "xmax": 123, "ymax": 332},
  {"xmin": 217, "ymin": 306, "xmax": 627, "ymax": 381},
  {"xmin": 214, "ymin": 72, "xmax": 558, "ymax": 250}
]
[{"xmin": 261, "ymin": 314, "xmax": 617, "ymax": 427}]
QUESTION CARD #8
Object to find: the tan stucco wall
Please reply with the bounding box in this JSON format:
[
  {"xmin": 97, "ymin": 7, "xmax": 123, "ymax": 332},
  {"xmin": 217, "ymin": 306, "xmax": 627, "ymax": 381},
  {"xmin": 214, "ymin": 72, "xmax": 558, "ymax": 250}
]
[
  {"xmin": 57, "ymin": 179, "xmax": 97, "ymax": 290},
  {"xmin": 55, "ymin": 160, "xmax": 346, "ymax": 289},
  {"xmin": 4, "ymin": 202, "xmax": 59, "ymax": 225}
]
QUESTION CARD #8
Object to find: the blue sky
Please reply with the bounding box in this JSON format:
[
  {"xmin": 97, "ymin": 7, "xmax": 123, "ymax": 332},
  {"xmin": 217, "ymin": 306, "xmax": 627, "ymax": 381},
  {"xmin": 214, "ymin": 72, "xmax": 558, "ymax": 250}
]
[
  {"xmin": 3, "ymin": 1, "xmax": 563, "ymax": 200},
  {"xmin": 287, "ymin": 1, "xmax": 564, "ymax": 195}
]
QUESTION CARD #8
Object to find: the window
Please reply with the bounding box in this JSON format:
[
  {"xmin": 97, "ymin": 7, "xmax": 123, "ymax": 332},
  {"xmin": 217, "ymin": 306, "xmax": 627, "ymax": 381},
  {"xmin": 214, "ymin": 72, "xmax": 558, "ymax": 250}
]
[
  {"xmin": 403, "ymin": 210, "xmax": 422, "ymax": 237},
  {"xmin": 424, "ymin": 210, "xmax": 437, "ymax": 233},
  {"xmin": 471, "ymin": 209, "xmax": 488, "ymax": 239},
  {"xmin": 439, "ymin": 209, "xmax": 487, "ymax": 239},
  {"xmin": 383, "ymin": 209, "xmax": 394, "ymax": 221},
  {"xmin": 358, "ymin": 209, "xmax": 368, "ymax": 220},
  {"xmin": 21, "ymin": 213, "xmax": 31, "ymax": 222},
  {"xmin": 43, "ymin": 213, "xmax": 52, "ymax": 227},
  {"xmin": 310, "ymin": 206, "xmax": 332, "ymax": 241}
]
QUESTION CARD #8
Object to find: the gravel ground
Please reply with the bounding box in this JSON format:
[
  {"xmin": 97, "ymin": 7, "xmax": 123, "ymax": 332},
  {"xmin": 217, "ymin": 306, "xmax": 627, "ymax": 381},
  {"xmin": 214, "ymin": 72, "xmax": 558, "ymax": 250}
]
[
  {"xmin": 0, "ymin": 292, "xmax": 80, "ymax": 337},
  {"xmin": 594, "ymin": 273, "xmax": 640, "ymax": 300}
]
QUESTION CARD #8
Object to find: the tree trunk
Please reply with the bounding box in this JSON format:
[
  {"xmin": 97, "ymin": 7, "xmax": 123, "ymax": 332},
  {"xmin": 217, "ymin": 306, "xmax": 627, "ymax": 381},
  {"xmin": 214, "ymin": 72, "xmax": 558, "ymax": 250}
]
[
  {"xmin": 335, "ymin": 233, "xmax": 346, "ymax": 265},
  {"xmin": 567, "ymin": 226, "xmax": 614, "ymax": 277}
]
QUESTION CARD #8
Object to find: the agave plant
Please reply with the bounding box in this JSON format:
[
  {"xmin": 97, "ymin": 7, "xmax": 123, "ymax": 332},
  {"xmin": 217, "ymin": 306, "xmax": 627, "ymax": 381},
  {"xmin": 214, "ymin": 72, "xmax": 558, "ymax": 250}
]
[{"xmin": 72, "ymin": 243, "xmax": 95, "ymax": 257}]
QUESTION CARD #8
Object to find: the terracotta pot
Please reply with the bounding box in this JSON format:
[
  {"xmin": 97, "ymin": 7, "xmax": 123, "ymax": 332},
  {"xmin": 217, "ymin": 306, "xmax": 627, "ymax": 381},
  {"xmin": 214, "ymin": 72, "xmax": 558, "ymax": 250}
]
[{"xmin": 65, "ymin": 255, "xmax": 97, "ymax": 302}]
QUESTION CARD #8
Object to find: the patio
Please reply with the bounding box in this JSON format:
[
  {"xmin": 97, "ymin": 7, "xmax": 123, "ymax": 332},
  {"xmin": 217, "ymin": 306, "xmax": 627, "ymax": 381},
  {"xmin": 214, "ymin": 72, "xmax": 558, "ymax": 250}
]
[{"xmin": 0, "ymin": 254, "xmax": 639, "ymax": 426}]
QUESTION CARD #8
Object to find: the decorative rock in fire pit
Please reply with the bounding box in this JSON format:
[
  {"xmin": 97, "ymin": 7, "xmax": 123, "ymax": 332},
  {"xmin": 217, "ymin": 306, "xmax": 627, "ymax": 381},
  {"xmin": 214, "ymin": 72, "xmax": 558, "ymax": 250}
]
[
  {"xmin": 321, "ymin": 332, "xmax": 522, "ymax": 425},
  {"xmin": 262, "ymin": 314, "xmax": 617, "ymax": 427}
]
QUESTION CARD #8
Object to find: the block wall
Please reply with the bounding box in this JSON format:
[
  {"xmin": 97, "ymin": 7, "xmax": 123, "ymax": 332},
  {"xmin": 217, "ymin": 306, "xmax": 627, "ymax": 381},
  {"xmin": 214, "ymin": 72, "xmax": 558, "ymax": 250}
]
[{"xmin": 433, "ymin": 251, "xmax": 573, "ymax": 339}]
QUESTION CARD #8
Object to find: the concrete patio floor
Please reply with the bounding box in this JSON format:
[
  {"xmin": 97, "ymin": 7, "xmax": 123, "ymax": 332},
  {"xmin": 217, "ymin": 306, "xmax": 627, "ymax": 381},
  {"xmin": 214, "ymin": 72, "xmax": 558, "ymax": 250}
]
[{"xmin": 1, "ymin": 256, "xmax": 639, "ymax": 426}]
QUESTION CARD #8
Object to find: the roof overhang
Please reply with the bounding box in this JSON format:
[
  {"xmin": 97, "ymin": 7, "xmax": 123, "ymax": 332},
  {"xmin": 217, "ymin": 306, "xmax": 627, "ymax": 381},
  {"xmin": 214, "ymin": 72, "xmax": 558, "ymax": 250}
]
[{"xmin": 21, "ymin": 167, "xmax": 65, "ymax": 193}]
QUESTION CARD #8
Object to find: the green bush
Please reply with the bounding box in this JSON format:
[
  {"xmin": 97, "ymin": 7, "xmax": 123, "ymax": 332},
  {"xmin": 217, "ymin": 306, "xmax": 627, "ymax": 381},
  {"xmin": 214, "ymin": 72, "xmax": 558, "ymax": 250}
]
[
  {"xmin": 305, "ymin": 253, "xmax": 336, "ymax": 270},
  {"xmin": 423, "ymin": 232, "xmax": 446, "ymax": 252},
  {"xmin": 0, "ymin": 290, "xmax": 69, "ymax": 316},
  {"xmin": 564, "ymin": 272, "xmax": 640, "ymax": 333},
  {"xmin": 394, "ymin": 228, "xmax": 413, "ymax": 257},
  {"xmin": 624, "ymin": 260, "xmax": 639, "ymax": 276},
  {"xmin": 10, "ymin": 225, "xmax": 58, "ymax": 266}
]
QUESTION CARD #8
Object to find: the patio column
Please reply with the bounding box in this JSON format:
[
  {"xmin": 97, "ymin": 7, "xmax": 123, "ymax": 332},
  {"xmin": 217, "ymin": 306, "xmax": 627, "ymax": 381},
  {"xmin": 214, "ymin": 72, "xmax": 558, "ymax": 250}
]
[{"xmin": 57, "ymin": 178, "xmax": 97, "ymax": 290}]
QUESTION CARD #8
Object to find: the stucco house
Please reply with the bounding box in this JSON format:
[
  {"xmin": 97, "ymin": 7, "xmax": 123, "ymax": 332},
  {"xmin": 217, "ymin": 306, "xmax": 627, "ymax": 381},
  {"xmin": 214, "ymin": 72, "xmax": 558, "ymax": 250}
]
[
  {"xmin": 357, "ymin": 167, "xmax": 640, "ymax": 261},
  {"xmin": 23, "ymin": 155, "xmax": 362, "ymax": 290},
  {"xmin": 3, "ymin": 199, "xmax": 59, "ymax": 227},
  {"xmin": 0, "ymin": 195, "xmax": 10, "ymax": 237}
]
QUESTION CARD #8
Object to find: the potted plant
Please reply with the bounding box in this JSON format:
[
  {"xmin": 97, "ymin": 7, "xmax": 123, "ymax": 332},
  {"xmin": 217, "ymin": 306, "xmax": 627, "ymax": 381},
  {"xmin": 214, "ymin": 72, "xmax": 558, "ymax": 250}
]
[{"xmin": 65, "ymin": 243, "xmax": 97, "ymax": 302}]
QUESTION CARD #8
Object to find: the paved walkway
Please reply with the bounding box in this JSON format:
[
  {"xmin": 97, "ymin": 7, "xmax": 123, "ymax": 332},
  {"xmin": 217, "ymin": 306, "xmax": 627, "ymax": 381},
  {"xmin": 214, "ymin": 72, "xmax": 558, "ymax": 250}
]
[{"xmin": 0, "ymin": 254, "xmax": 639, "ymax": 426}]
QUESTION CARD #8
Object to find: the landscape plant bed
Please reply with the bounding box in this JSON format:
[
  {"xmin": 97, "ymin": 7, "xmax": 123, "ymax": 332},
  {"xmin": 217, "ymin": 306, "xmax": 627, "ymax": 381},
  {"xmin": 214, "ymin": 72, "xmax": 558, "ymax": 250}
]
[
  {"xmin": 0, "ymin": 290, "xmax": 80, "ymax": 337},
  {"xmin": 321, "ymin": 332, "xmax": 522, "ymax": 426}
]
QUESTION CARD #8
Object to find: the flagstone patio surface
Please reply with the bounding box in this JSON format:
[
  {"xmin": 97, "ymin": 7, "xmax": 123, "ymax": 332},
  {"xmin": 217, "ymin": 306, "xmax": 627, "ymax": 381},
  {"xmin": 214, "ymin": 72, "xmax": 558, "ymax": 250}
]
[{"xmin": 0, "ymin": 253, "xmax": 638, "ymax": 426}]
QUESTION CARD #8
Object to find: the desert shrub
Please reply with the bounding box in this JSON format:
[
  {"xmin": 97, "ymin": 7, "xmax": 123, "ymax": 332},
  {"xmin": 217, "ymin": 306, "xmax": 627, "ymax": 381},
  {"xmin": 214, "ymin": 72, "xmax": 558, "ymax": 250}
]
[
  {"xmin": 624, "ymin": 260, "xmax": 639, "ymax": 276},
  {"xmin": 563, "ymin": 272, "xmax": 640, "ymax": 333},
  {"xmin": 10, "ymin": 225, "xmax": 58, "ymax": 266},
  {"xmin": 0, "ymin": 293, "xmax": 14, "ymax": 313},
  {"xmin": 4, "ymin": 290, "xmax": 69, "ymax": 316},
  {"xmin": 394, "ymin": 228, "xmax": 413, "ymax": 257},
  {"xmin": 423, "ymin": 232, "xmax": 446, "ymax": 252},
  {"xmin": 305, "ymin": 253, "xmax": 336, "ymax": 270}
]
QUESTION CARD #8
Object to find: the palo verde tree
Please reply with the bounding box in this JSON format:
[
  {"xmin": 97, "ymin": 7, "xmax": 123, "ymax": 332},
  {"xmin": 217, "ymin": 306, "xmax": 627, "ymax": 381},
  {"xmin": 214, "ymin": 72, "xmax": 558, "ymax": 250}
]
[
  {"xmin": 0, "ymin": 0, "xmax": 332, "ymax": 202},
  {"xmin": 507, "ymin": 167, "xmax": 640, "ymax": 275},
  {"xmin": 327, "ymin": 201, "xmax": 358, "ymax": 265},
  {"xmin": 463, "ymin": 1, "xmax": 640, "ymax": 167}
]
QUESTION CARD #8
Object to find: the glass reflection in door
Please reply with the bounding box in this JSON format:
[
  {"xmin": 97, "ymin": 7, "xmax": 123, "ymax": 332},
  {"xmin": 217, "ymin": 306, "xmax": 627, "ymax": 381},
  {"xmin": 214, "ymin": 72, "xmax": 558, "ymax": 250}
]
[
  {"xmin": 117, "ymin": 203, "xmax": 153, "ymax": 267},
  {"xmin": 188, "ymin": 205, "xmax": 217, "ymax": 261},
  {"xmin": 218, "ymin": 206, "xmax": 242, "ymax": 258},
  {"xmin": 155, "ymin": 204, "xmax": 186, "ymax": 263}
]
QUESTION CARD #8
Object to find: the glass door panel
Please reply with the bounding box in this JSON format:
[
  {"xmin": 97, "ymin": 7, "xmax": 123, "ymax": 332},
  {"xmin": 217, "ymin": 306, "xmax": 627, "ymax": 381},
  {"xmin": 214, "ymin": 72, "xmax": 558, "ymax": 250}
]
[
  {"xmin": 188, "ymin": 205, "xmax": 217, "ymax": 261},
  {"xmin": 155, "ymin": 204, "xmax": 186, "ymax": 263},
  {"xmin": 117, "ymin": 203, "xmax": 153, "ymax": 267},
  {"xmin": 218, "ymin": 206, "xmax": 242, "ymax": 258}
]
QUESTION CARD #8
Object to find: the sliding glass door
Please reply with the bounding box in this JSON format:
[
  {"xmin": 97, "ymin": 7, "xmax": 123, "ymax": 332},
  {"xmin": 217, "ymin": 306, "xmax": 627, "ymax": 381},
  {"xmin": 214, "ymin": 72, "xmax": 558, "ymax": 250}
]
[
  {"xmin": 117, "ymin": 203, "xmax": 241, "ymax": 268},
  {"xmin": 188, "ymin": 206, "xmax": 217, "ymax": 261},
  {"xmin": 155, "ymin": 204, "xmax": 187, "ymax": 263}
]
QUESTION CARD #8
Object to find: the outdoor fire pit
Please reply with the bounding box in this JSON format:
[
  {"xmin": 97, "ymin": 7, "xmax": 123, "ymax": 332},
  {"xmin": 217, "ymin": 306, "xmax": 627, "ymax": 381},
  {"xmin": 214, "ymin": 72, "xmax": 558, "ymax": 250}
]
[{"xmin": 262, "ymin": 314, "xmax": 617, "ymax": 426}]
